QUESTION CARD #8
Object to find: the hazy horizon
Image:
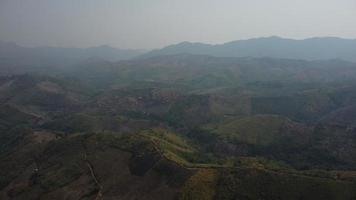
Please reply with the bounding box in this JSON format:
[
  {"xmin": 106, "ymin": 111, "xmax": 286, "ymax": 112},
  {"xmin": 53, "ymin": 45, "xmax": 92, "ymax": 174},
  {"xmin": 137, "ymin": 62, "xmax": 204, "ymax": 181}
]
[
  {"xmin": 1, "ymin": 0, "xmax": 356, "ymax": 49},
  {"xmin": 2, "ymin": 35, "xmax": 356, "ymax": 50}
]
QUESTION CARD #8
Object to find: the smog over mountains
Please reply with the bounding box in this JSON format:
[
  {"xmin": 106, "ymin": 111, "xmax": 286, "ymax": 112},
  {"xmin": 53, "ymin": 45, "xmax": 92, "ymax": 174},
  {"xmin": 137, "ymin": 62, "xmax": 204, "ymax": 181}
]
[
  {"xmin": 142, "ymin": 36, "xmax": 356, "ymax": 62},
  {"xmin": 1, "ymin": 0, "xmax": 356, "ymax": 200}
]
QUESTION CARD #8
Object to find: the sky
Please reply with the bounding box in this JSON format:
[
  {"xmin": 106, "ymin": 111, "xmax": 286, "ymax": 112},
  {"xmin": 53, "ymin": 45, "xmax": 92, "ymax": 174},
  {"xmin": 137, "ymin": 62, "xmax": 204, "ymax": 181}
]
[{"xmin": 0, "ymin": 0, "xmax": 356, "ymax": 49}]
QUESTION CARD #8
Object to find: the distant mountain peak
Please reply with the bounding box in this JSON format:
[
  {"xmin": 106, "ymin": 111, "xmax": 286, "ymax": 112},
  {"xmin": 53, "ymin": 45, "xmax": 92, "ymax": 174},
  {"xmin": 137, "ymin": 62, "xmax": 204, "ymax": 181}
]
[{"xmin": 89, "ymin": 44, "xmax": 116, "ymax": 49}]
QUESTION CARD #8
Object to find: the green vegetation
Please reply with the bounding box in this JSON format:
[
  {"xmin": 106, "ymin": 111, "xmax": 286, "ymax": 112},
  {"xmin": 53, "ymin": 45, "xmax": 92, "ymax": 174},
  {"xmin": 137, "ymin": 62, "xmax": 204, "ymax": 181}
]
[
  {"xmin": 180, "ymin": 169, "xmax": 218, "ymax": 200},
  {"xmin": 215, "ymin": 168, "xmax": 356, "ymax": 200},
  {"xmin": 2, "ymin": 55, "xmax": 356, "ymax": 199},
  {"xmin": 205, "ymin": 115, "xmax": 290, "ymax": 146}
]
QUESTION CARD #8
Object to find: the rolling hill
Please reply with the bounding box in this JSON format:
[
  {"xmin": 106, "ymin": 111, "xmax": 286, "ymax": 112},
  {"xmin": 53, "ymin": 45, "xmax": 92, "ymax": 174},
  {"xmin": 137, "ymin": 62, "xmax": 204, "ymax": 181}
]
[{"xmin": 1, "ymin": 53, "xmax": 356, "ymax": 199}]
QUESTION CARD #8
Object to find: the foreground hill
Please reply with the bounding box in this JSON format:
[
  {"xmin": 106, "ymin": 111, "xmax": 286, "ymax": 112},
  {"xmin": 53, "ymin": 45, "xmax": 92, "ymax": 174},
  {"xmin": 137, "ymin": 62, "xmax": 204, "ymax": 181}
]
[
  {"xmin": 1, "ymin": 129, "xmax": 355, "ymax": 200},
  {"xmin": 142, "ymin": 37, "xmax": 356, "ymax": 62}
]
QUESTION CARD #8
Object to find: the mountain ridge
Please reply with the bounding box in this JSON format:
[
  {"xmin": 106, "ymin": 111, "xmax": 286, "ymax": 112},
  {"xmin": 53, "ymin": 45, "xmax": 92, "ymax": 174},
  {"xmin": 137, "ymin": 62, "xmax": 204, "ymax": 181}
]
[
  {"xmin": 141, "ymin": 36, "xmax": 356, "ymax": 62},
  {"xmin": 0, "ymin": 40, "xmax": 147, "ymax": 67}
]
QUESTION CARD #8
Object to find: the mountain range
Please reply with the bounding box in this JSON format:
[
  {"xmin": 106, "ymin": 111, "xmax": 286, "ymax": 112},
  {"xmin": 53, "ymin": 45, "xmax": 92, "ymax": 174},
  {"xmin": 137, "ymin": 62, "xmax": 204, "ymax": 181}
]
[
  {"xmin": 2, "ymin": 36, "xmax": 356, "ymax": 67},
  {"xmin": 1, "ymin": 37, "xmax": 356, "ymax": 199},
  {"xmin": 0, "ymin": 41, "xmax": 146, "ymax": 67},
  {"xmin": 142, "ymin": 36, "xmax": 356, "ymax": 62}
]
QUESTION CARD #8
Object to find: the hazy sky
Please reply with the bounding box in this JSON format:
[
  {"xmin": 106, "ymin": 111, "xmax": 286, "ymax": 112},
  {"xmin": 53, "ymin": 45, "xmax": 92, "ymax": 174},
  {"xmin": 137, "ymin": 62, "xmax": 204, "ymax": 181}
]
[{"xmin": 0, "ymin": 0, "xmax": 356, "ymax": 49}]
